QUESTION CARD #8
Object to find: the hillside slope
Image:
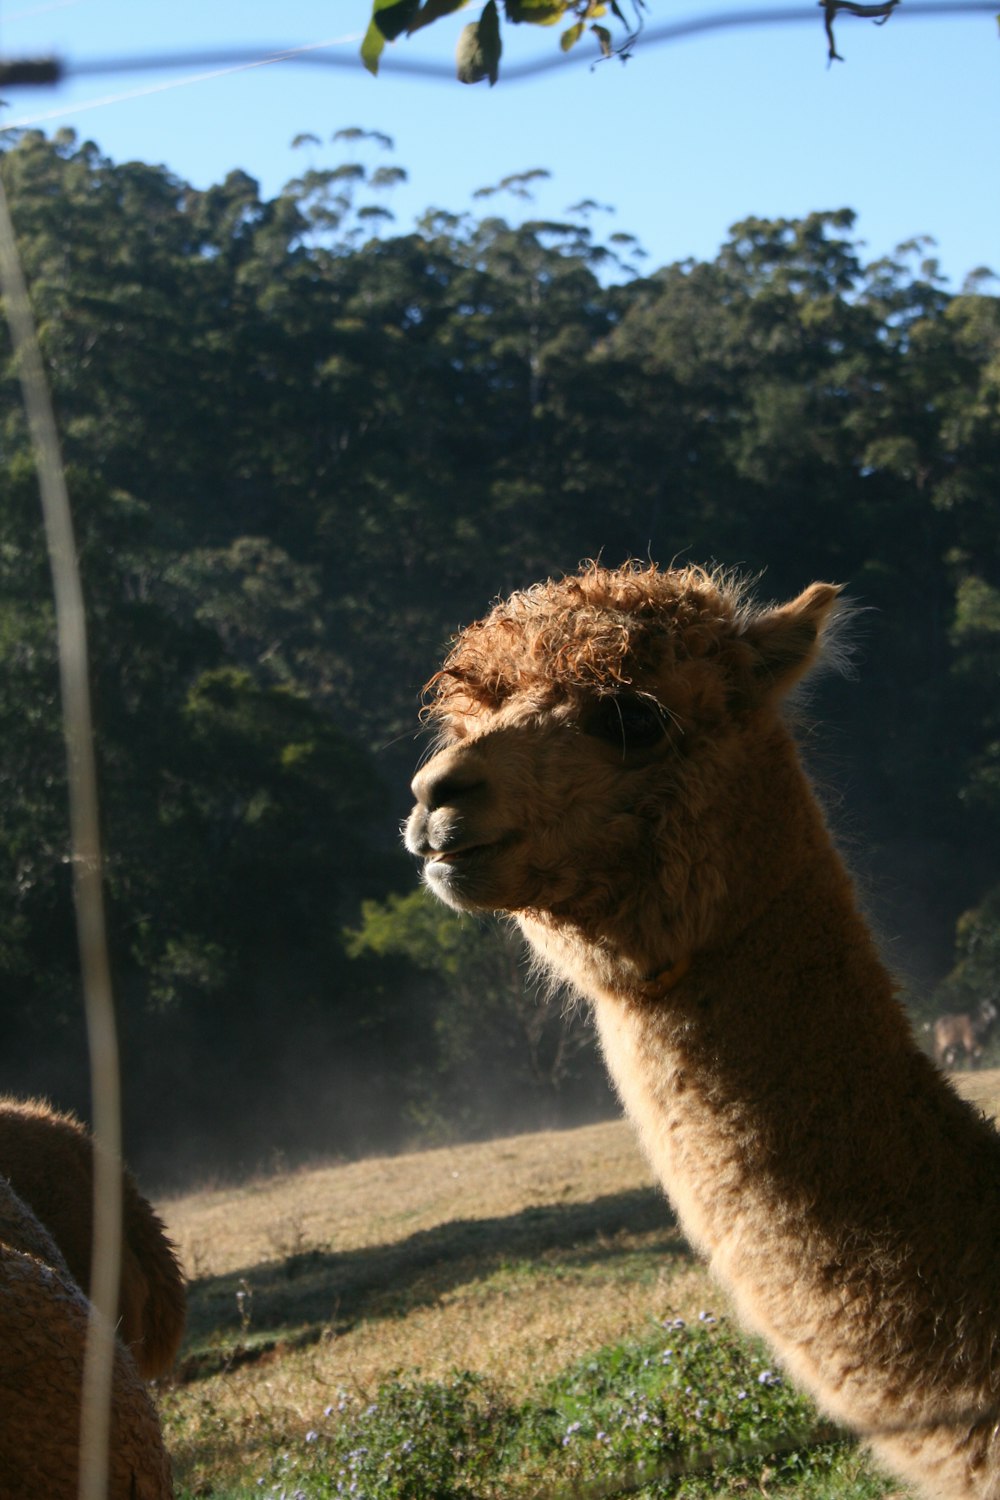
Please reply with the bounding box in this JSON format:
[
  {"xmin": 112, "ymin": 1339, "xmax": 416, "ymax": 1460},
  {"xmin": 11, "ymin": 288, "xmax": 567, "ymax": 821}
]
[{"xmin": 160, "ymin": 1069, "xmax": 1000, "ymax": 1284}]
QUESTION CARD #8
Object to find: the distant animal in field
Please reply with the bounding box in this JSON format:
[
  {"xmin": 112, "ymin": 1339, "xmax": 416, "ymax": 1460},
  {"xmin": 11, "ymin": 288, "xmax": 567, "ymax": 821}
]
[
  {"xmin": 0, "ymin": 1099, "xmax": 177, "ymax": 1498},
  {"xmin": 406, "ymin": 560, "xmax": 1000, "ymax": 1500},
  {"xmin": 0, "ymin": 1095, "xmax": 185, "ymax": 1377},
  {"xmin": 932, "ymin": 998, "xmax": 999, "ymax": 1070}
]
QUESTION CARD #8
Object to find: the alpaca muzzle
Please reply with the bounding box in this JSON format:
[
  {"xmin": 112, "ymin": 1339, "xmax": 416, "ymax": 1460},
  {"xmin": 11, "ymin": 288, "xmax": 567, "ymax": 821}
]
[{"xmin": 405, "ymin": 744, "xmax": 526, "ymax": 910}]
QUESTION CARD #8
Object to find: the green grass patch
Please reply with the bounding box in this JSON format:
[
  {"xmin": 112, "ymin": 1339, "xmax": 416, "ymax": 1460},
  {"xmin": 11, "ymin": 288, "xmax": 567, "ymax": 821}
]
[{"xmin": 201, "ymin": 1314, "xmax": 901, "ymax": 1499}]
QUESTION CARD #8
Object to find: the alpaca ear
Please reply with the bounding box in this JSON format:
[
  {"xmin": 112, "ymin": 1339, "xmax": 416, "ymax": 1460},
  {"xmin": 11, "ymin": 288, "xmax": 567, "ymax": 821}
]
[{"xmin": 740, "ymin": 582, "xmax": 843, "ymax": 699}]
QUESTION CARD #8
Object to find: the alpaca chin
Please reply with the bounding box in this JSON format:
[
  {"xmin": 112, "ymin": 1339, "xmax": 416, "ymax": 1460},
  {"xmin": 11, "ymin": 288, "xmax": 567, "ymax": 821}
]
[{"xmin": 421, "ymin": 851, "xmax": 487, "ymax": 911}]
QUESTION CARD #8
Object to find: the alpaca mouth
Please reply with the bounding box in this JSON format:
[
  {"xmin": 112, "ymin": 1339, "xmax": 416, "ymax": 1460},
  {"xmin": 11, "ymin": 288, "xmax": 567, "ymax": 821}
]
[
  {"xmin": 421, "ymin": 839, "xmax": 512, "ymax": 911},
  {"xmin": 428, "ymin": 839, "xmax": 504, "ymax": 868},
  {"xmin": 422, "ymin": 834, "xmax": 518, "ymax": 898}
]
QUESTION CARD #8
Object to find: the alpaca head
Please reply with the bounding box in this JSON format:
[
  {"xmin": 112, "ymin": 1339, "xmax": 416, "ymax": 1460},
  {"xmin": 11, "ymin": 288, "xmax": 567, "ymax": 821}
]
[{"xmin": 405, "ymin": 562, "xmax": 841, "ymax": 978}]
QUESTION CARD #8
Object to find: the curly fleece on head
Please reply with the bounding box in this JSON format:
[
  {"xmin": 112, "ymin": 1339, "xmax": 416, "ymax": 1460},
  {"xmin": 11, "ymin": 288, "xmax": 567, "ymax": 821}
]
[{"xmin": 425, "ymin": 562, "xmax": 758, "ymax": 717}]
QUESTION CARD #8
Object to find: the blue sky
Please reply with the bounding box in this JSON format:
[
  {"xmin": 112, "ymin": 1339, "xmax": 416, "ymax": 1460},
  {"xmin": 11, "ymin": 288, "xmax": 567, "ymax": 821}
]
[{"xmin": 0, "ymin": 1, "xmax": 997, "ymax": 285}]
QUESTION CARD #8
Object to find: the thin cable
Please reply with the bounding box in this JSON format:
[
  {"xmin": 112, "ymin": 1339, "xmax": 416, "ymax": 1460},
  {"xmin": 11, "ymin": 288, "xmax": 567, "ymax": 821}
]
[
  {"xmin": 0, "ymin": 165, "xmax": 121, "ymax": 1500},
  {"xmin": 1, "ymin": 31, "xmax": 363, "ymax": 130}
]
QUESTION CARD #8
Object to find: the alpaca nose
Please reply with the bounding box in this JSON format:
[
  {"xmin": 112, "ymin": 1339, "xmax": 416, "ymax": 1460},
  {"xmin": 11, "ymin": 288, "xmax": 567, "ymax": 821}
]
[{"xmin": 411, "ymin": 747, "xmax": 485, "ymax": 812}]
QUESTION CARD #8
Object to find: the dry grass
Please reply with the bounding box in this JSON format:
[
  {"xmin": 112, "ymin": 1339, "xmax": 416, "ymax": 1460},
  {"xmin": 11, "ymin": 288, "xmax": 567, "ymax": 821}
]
[
  {"xmin": 163, "ymin": 1120, "xmax": 657, "ymax": 1275},
  {"xmin": 157, "ymin": 1119, "xmax": 712, "ymax": 1490},
  {"xmin": 154, "ymin": 1070, "xmax": 1000, "ymax": 1494},
  {"xmin": 161, "ymin": 1118, "xmax": 708, "ymax": 1388}
]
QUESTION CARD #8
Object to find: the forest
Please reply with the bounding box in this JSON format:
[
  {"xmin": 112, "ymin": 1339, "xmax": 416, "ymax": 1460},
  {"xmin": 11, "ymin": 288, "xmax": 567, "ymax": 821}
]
[{"xmin": 0, "ymin": 126, "xmax": 998, "ymax": 1186}]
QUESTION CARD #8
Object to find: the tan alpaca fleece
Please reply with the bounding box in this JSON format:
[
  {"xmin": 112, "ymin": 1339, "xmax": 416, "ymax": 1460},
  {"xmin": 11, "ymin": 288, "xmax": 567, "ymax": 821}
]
[
  {"xmin": 406, "ymin": 561, "xmax": 1000, "ymax": 1500},
  {"xmin": 0, "ymin": 1175, "xmax": 173, "ymax": 1499},
  {"xmin": 0, "ymin": 1095, "xmax": 185, "ymax": 1378}
]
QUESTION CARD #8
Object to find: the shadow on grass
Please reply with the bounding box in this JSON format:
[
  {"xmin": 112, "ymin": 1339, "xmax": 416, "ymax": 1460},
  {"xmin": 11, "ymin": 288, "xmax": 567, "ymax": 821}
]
[{"xmin": 177, "ymin": 1186, "xmax": 688, "ymax": 1381}]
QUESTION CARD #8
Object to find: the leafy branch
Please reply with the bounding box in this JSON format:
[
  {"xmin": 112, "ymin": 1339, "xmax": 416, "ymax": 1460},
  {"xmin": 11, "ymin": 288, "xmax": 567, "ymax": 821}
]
[{"xmin": 362, "ymin": 0, "xmax": 646, "ymax": 83}]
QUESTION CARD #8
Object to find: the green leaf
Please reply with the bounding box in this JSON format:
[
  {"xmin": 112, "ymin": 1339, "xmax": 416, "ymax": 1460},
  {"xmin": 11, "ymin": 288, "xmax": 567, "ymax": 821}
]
[
  {"xmin": 456, "ymin": 1, "xmax": 502, "ymax": 84},
  {"xmin": 409, "ymin": 0, "xmax": 471, "ymax": 35},
  {"xmin": 591, "ymin": 21, "xmax": 612, "ymax": 55},
  {"xmin": 560, "ymin": 19, "xmax": 584, "ymax": 49},
  {"xmin": 372, "ymin": 0, "xmax": 421, "ymax": 40},
  {"xmin": 360, "ymin": 17, "xmax": 386, "ymax": 74},
  {"xmin": 505, "ymin": 0, "xmax": 566, "ymax": 23},
  {"xmin": 479, "ymin": 0, "xmax": 502, "ymax": 81},
  {"xmin": 455, "ymin": 21, "xmax": 487, "ymax": 80}
]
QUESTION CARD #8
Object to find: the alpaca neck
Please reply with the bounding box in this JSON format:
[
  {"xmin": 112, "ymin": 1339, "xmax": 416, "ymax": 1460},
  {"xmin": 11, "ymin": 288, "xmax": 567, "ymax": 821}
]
[
  {"xmin": 509, "ymin": 694, "xmax": 1000, "ymax": 1495},
  {"xmin": 520, "ymin": 719, "xmax": 924, "ymax": 1264}
]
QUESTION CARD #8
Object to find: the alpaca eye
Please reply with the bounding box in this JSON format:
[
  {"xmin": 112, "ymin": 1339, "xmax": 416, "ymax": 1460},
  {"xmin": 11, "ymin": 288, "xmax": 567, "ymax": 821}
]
[{"xmin": 585, "ymin": 694, "xmax": 669, "ymax": 752}]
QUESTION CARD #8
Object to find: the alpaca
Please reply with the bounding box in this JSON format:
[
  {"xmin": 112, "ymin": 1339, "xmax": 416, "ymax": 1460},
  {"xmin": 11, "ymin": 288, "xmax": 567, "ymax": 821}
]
[
  {"xmin": 0, "ymin": 1175, "xmax": 173, "ymax": 1499},
  {"xmin": 0, "ymin": 1095, "xmax": 186, "ymax": 1378},
  {"xmin": 933, "ymin": 999, "xmax": 999, "ymax": 1070},
  {"xmin": 405, "ymin": 561, "xmax": 1000, "ymax": 1500}
]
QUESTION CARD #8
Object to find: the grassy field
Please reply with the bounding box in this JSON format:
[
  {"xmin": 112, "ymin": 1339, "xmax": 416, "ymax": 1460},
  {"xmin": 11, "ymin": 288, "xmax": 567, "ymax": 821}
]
[{"xmin": 154, "ymin": 1069, "xmax": 1000, "ymax": 1499}]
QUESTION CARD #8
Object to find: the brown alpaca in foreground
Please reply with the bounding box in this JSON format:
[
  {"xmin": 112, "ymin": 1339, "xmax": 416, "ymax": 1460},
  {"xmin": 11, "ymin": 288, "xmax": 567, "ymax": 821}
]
[
  {"xmin": 0, "ymin": 1166, "xmax": 173, "ymax": 1497},
  {"xmin": 0, "ymin": 1095, "xmax": 186, "ymax": 1378},
  {"xmin": 405, "ymin": 561, "xmax": 1000, "ymax": 1500}
]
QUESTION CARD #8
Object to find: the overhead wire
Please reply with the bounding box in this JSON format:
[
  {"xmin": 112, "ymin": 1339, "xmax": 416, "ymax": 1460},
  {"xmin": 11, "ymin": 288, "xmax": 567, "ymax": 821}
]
[{"xmin": 1, "ymin": 33, "xmax": 365, "ymax": 130}]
